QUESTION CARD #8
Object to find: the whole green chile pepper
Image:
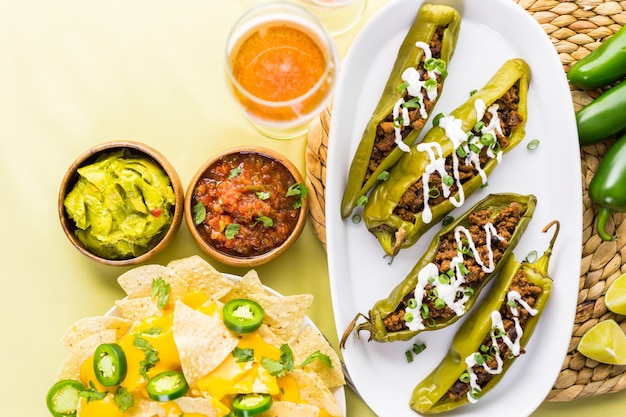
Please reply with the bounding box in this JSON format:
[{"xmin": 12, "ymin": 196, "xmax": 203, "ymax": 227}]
[
  {"xmin": 577, "ymin": 80, "xmax": 626, "ymax": 146},
  {"xmin": 411, "ymin": 220, "xmax": 558, "ymax": 414},
  {"xmin": 341, "ymin": 4, "xmax": 461, "ymax": 218},
  {"xmin": 588, "ymin": 132, "xmax": 626, "ymax": 241},
  {"xmin": 340, "ymin": 193, "xmax": 536, "ymax": 345},
  {"xmin": 363, "ymin": 58, "xmax": 530, "ymax": 256},
  {"xmin": 568, "ymin": 25, "xmax": 626, "ymax": 90}
]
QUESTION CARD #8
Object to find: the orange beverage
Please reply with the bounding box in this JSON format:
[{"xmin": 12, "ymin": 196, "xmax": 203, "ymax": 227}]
[{"xmin": 225, "ymin": 2, "xmax": 338, "ymax": 139}]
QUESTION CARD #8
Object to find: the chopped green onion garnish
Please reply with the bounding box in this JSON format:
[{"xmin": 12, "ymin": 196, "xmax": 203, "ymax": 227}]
[
  {"xmin": 432, "ymin": 113, "xmax": 444, "ymax": 127},
  {"xmin": 396, "ymin": 81, "xmax": 410, "ymax": 93},
  {"xmin": 438, "ymin": 274, "xmax": 450, "ymax": 285},
  {"xmin": 404, "ymin": 312, "xmax": 413, "ymax": 323},
  {"xmin": 470, "ymin": 387, "xmax": 482, "ymax": 400},
  {"xmin": 356, "ymin": 195, "xmax": 368, "ymax": 207},
  {"xmin": 377, "ymin": 171, "xmax": 390, "ymax": 181},
  {"xmin": 469, "ymin": 143, "xmax": 481, "ymax": 154},
  {"xmin": 480, "ymin": 344, "xmax": 489, "ymax": 353},
  {"xmin": 428, "ymin": 187, "xmax": 440, "ymax": 198},
  {"xmin": 460, "ymin": 372, "xmax": 471, "ymax": 383},
  {"xmin": 525, "ymin": 250, "xmax": 538, "ymax": 263},
  {"xmin": 480, "ymin": 133, "xmax": 495, "ymax": 146},
  {"xmin": 474, "ymin": 121, "xmax": 485, "ymax": 132},
  {"xmin": 412, "ymin": 343, "xmax": 426, "ymax": 355},
  {"xmin": 405, "ymin": 350, "xmax": 414, "ymax": 363},
  {"xmin": 507, "ymin": 299, "xmax": 517, "ymax": 309},
  {"xmin": 442, "ymin": 215, "xmax": 455, "ymax": 226},
  {"xmin": 351, "ymin": 214, "xmax": 362, "ymax": 224},
  {"xmin": 527, "ymin": 139, "xmax": 540, "ymax": 150},
  {"xmin": 402, "ymin": 97, "xmax": 421, "ymax": 109},
  {"xmin": 434, "ymin": 298, "xmax": 445, "ymax": 309},
  {"xmin": 456, "ymin": 146, "xmax": 467, "ymax": 158},
  {"xmin": 424, "ymin": 79, "xmax": 437, "ymax": 90},
  {"xmin": 420, "ymin": 304, "xmax": 429, "ymax": 319},
  {"xmin": 393, "ymin": 116, "xmax": 404, "ymax": 128},
  {"xmin": 443, "ymin": 174, "xmax": 454, "ymax": 186},
  {"xmin": 464, "ymin": 287, "xmax": 475, "ymax": 297},
  {"xmin": 474, "ymin": 352, "xmax": 484, "ymax": 366},
  {"xmin": 469, "ymin": 89, "xmax": 478, "ymax": 96},
  {"xmin": 424, "ymin": 58, "xmax": 437, "ymax": 71},
  {"xmin": 407, "ymin": 298, "xmax": 417, "ymax": 309}
]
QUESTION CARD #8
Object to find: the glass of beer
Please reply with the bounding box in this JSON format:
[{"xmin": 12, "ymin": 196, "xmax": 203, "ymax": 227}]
[
  {"xmin": 225, "ymin": 2, "xmax": 340, "ymax": 139},
  {"xmin": 298, "ymin": 0, "xmax": 367, "ymax": 37}
]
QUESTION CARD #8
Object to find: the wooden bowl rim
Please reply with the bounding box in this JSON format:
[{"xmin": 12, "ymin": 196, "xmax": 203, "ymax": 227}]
[
  {"xmin": 184, "ymin": 145, "xmax": 308, "ymax": 268},
  {"xmin": 58, "ymin": 140, "xmax": 184, "ymax": 266}
]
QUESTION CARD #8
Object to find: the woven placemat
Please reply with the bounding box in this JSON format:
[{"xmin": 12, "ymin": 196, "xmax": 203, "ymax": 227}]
[{"xmin": 305, "ymin": 0, "xmax": 626, "ymax": 402}]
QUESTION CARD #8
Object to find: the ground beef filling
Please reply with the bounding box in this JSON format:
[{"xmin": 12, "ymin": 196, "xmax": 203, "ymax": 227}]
[
  {"xmin": 393, "ymin": 82, "xmax": 523, "ymax": 223},
  {"xmin": 382, "ymin": 202, "xmax": 523, "ymax": 333},
  {"xmin": 364, "ymin": 25, "xmax": 446, "ymax": 184},
  {"xmin": 446, "ymin": 268, "xmax": 543, "ymax": 402}
]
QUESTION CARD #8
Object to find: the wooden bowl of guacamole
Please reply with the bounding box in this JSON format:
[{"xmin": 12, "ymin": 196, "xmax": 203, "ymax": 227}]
[{"xmin": 59, "ymin": 141, "xmax": 184, "ymax": 266}]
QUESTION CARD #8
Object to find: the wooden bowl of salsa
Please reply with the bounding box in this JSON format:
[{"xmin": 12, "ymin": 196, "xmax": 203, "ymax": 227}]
[
  {"xmin": 185, "ymin": 146, "xmax": 309, "ymax": 267},
  {"xmin": 58, "ymin": 140, "xmax": 184, "ymax": 266}
]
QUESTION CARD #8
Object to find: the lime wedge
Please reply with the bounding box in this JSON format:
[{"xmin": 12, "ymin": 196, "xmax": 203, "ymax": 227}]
[
  {"xmin": 605, "ymin": 273, "xmax": 626, "ymax": 315},
  {"xmin": 578, "ymin": 320, "xmax": 626, "ymax": 365}
]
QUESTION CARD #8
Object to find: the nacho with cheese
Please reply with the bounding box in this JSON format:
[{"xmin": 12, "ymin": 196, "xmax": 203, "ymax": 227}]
[{"xmin": 47, "ymin": 255, "xmax": 344, "ymax": 417}]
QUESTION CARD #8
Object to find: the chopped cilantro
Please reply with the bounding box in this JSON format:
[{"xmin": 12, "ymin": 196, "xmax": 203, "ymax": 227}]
[
  {"xmin": 261, "ymin": 344, "xmax": 294, "ymax": 377},
  {"xmin": 80, "ymin": 381, "xmax": 107, "ymax": 402},
  {"xmin": 253, "ymin": 216, "xmax": 273, "ymax": 227},
  {"xmin": 286, "ymin": 183, "xmax": 309, "ymax": 209},
  {"xmin": 256, "ymin": 191, "xmax": 271, "ymax": 200},
  {"xmin": 225, "ymin": 223, "xmax": 240, "ymax": 240},
  {"xmin": 300, "ymin": 350, "xmax": 333, "ymax": 368},
  {"xmin": 151, "ymin": 277, "xmax": 171, "ymax": 309},
  {"xmin": 229, "ymin": 167, "xmax": 241, "ymax": 179},
  {"xmin": 113, "ymin": 387, "xmax": 134, "ymax": 412},
  {"xmin": 192, "ymin": 201, "xmax": 206, "ymax": 225},
  {"xmin": 232, "ymin": 347, "xmax": 254, "ymax": 363},
  {"xmin": 133, "ymin": 328, "xmax": 161, "ymax": 380}
]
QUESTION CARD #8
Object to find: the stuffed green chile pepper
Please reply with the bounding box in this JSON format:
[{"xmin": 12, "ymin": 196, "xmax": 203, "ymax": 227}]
[
  {"xmin": 341, "ymin": 3, "xmax": 461, "ymax": 218},
  {"xmin": 363, "ymin": 58, "xmax": 531, "ymax": 257},
  {"xmin": 411, "ymin": 220, "xmax": 558, "ymax": 414},
  {"xmin": 341, "ymin": 193, "xmax": 536, "ymax": 346}
]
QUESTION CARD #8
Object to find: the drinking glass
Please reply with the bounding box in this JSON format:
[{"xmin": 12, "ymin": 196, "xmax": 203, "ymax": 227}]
[
  {"xmin": 298, "ymin": 0, "xmax": 367, "ymax": 37},
  {"xmin": 225, "ymin": 2, "xmax": 339, "ymax": 139}
]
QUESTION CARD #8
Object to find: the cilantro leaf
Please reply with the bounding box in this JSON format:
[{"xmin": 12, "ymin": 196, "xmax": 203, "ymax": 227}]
[
  {"xmin": 300, "ymin": 350, "xmax": 333, "ymax": 368},
  {"xmin": 253, "ymin": 216, "xmax": 273, "ymax": 227},
  {"xmin": 229, "ymin": 167, "xmax": 241, "ymax": 179},
  {"xmin": 192, "ymin": 201, "xmax": 206, "ymax": 225},
  {"xmin": 232, "ymin": 347, "xmax": 254, "ymax": 363},
  {"xmin": 286, "ymin": 183, "xmax": 309, "ymax": 209},
  {"xmin": 113, "ymin": 386, "xmax": 134, "ymax": 412},
  {"xmin": 260, "ymin": 344, "xmax": 294, "ymax": 377},
  {"xmin": 80, "ymin": 381, "xmax": 107, "ymax": 403},
  {"xmin": 225, "ymin": 223, "xmax": 240, "ymax": 240},
  {"xmin": 133, "ymin": 331, "xmax": 161, "ymax": 380},
  {"xmin": 151, "ymin": 277, "xmax": 171, "ymax": 309},
  {"xmin": 256, "ymin": 191, "xmax": 271, "ymax": 200}
]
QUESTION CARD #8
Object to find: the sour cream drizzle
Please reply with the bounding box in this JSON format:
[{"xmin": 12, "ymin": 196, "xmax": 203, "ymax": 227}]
[
  {"xmin": 403, "ymin": 222, "xmax": 503, "ymax": 331},
  {"xmin": 393, "ymin": 42, "xmax": 443, "ymax": 153},
  {"xmin": 418, "ymin": 98, "xmax": 505, "ymax": 223},
  {"xmin": 463, "ymin": 290, "xmax": 539, "ymax": 404}
]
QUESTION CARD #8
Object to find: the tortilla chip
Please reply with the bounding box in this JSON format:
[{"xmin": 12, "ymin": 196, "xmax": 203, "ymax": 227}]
[
  {"xmin": 258, "ymin": 401, "xmax": 319, "ymax": 417},
  {"xmin": 167, "ymin": 255, "xmax": 234, "ymax": 300},
  {"xmin": 61, "ymin": 316, "xmax": 131, "ymax": 350},
  {"xmin": 55, "ymin": 329, "xmax": 116, "ymax": 381},
  {"xmin": 256, "ymin": 293, "xmax": 313, "ymax": 343},
  {"xmin": 114, "ymin": 297, "xmax": 162, "ymax": 322},
  {"xmin": 291, "ymin": 326, "xmax": 345, "ymax": 389},
  {"xmin": 290, "ymin": 369, "xmax": 342, "ymax": 417},
  {"xmin": 172, "ymin": 300, "xmax": 238, "ymax": 387},
  {"xmin": 117, "ymin": 264, "xmax": 189, "ymax": 302},
  {"xmin": 172, "ymin": 397, "xmax": 217, "ymax": 416},
  {"xmin": 220, "ymin": 270, "xmax": 267, "ymax": 302},
  {"xmin": 121, "ymin": 396, "xmax": 157, "ymax": 417}
]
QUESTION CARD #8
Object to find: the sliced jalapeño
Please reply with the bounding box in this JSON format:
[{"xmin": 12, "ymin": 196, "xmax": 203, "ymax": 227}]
[
  {"xmin": 146, "ymin": 370, "xmax": 189, "ymax": 402},
  {"xmin": 232, "ymin": 393, "xmax": 273, "ymax": 417},
  {"xmin": 93, "ymin": 343, "xmax": 127, "ymax": 386},
  {"xmin": 46, "ymin": 379, "xmax": 85, "ymax": 417},
  {"xmin": 223, "ymin": 299, "xmax": 265, "ymax": 334}
]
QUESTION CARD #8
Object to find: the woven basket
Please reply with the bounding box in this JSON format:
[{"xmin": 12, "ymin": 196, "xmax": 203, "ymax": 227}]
[{"xmin": 305, "ymin": 0, "xmax": 626, "ymax": 401}]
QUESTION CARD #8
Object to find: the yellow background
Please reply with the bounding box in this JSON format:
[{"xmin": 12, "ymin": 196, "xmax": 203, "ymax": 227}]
[{"xmin": 1, "ymin": 0, "xmax": 624, "ymax": 415}]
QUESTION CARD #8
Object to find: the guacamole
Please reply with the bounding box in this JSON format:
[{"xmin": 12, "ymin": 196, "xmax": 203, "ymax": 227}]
[{"xmin": 64, "ymin": 150, "xmax": 176, "ymax": 260}]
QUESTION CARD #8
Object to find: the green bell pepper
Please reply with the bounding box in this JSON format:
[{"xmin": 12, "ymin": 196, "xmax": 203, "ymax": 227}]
[
  {"xmin": 568, "ymin": 25, "xmax": 626, "ymax": 90},
  {"xmin": 362, "ymin": 58, "xmax": 531, "ymax": 256},
  {"xmin": 410, "ymin": 220, "xmax": 558, "ymax": 414},
  {"xmin": 589, "ymin": 132, "xmax": 626, "ymax": 241},
  {"xmin": 341, "ymin": 3, "xmax": 461, "ymax": 218},
  {"xmin": 340, "ymin": 193, "xmax": 536, "ymax": 345},
  {"xmin": 577, "ymin": 79, "xmax": 626, "ymax": 146}
]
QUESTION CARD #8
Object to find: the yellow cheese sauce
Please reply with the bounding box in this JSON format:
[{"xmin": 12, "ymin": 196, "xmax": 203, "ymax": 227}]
[{"xmin": 75, "ymin": 290, "xmax": 329, "ymax": 416}]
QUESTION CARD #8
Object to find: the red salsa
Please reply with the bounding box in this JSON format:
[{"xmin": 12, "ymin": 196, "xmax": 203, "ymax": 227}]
[{"xmin": 191, "ymin": 152, "xmax": 304, "ymax": 258}]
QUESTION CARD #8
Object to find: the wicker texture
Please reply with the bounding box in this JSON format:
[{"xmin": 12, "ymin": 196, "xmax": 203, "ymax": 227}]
[{"xmin": 305, "ymin": 0, "xmax": 626, "ymax": 401}]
